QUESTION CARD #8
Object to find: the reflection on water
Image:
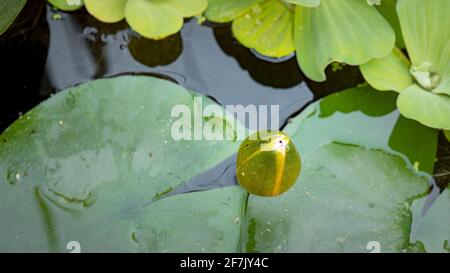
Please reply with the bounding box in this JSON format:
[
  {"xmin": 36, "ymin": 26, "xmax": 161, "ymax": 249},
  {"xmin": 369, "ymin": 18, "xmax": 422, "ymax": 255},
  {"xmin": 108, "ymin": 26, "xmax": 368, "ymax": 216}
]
[
  {"xmin": 0, "ymin": 3, "xmax": 369, "ymax": 134},
  {"xmin": 41, "ymin": 6, "xmax": 313, "ymax": 129}
]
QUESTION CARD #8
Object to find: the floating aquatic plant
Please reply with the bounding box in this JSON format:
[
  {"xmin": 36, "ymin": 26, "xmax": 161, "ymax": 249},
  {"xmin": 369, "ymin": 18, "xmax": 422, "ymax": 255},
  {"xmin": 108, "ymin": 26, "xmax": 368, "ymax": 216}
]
[
  {"xmin": 0, "ymin": 77, "xmax": 439, "ymax": 252},
  {"xmin": 0, "ymin": 0, "xmax": 27, "ymax": 35},
  {"xmin": 205, "ymin": 0, "xmax": 395, "ymax": 82},
  {"xmin": 360, "ymin": 0, "xmax": 450, "ymax": 130},
  {"xmin": 47, "ymin": 0, "xmax": 207, "ymax": 39}
]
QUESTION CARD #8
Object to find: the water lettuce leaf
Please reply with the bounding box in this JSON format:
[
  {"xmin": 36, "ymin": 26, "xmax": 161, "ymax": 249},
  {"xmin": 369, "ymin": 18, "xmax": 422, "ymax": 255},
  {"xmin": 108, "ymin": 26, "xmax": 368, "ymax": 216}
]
[
  {"xmin": 397, "ymin": 85, "xmax": 450, "ymax": 130},
  {"xmin": 360, "ymin": 0, "xmax": 450, "ymax": 130},
  {"xmin": 360, "ymin": 48, "xmax": 412, "ymax": 92},
  {"xmin": 206, "ymin": 0, "xmax": 395, "ymax": 73},
  {"xmin": 205, "ymin": 0, "xmax": 264, "ymax": 23},
  {"xmin": 48, "ymin": 0, "xmax": 84, "ymax": 11},
  {"xmin": 83, "ymin": 0, "xmax": 207, "ymax": 39},
  {"xmin": 294, "ymin": 0, "xmax": 395, "ymax": 82},
  {"xmin": 232, "ymin": 0, "xmax": 295, "ymax": 58}
]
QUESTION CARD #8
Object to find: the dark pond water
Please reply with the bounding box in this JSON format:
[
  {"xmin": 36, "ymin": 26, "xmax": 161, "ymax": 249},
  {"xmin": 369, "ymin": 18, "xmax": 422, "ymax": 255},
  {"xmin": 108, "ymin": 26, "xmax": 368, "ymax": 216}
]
[{"xmin": 0, "ymin": 0, "xmax": 447, "ymax": 192}]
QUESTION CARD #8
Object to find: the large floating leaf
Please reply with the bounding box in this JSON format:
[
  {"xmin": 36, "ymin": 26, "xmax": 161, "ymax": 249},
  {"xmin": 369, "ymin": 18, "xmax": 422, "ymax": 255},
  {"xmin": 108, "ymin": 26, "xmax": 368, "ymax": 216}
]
[
  {"xmin": 0, "ymin": 0, "xmax": 27, "ymax": 35},
  {"xmin": 243, "ymin": 86, "xmax": 437, "ymax": 252},
  {"xmin": 232, "ymin": 0, "xmax": 295, "ymax": 58},
  {"xmin": 132, "ymin": 186, "xmax": 246, "ymax": 252},
  {"xmin": 294, "ymin": 0, "xmax": 395, "ymax": 82},
  {"xmin": 410, "ymin": 188, "xmax": 450, "ymax": 253},
  {"xmin": 0, "ymin": 76, "xmax": 244, "ymax": 252},
  {"xmin": 245, "ymin": 143, "xmax": 429, "ymax": 252}
]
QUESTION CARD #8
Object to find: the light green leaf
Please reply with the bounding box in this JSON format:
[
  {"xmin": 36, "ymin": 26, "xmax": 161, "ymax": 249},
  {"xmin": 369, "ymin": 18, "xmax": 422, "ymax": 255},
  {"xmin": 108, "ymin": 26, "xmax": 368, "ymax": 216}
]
[
  {"xmin": 294, "ymin": 0, "xmax": 395, "ymax": 82},
  {"xmin": 85, "ymin": 0, "xmax": 207, "ymax": 39},
  {"xmin": 85, "ymin": 0, "xmax": 127, "ymax": 23},
  {"xmin": 205, "ymin": 0, "xmax": 264, "ymax": 23},
  {"xmin": 166, "ymin": 0, "xmax": 208, "ymax": 17},
  {"xmin": 397, "ymin": 84, "xmax": 450, "ymax": 130},
  {"xmin": 232, "ymin": 0, "xmax": 295, "ymax": 58},
  {"xmin": 376, "ymin": 0, "xmax": 405, "ymax": 48},
  {"xmin": 445, "ymin": 131, "xmax": 450, "ymax": 142},
  {"xmin": 411, "ymin": 188, "xmax": 450, "ymax": 253},
  {"xmin": 360, "ymin": 48, "xmax": 413, "ymax": 92},
  {"xmin": 397, "ymin": 0, "xmax": 450, "ymax": 95},
  {"xmin": 243, "ymin": 86, "xmax": 436, "ymax": 252},
  {"xmin": 125, "ymin": 0, "xmax": 183, "ymax": 39},
  {"xmin": 285, "ymin": 0, "xmax": 320, "ymax": 8},
  {"xmin": 0, "ymin": 0, "xmax": 27, "ymax": 35},
  {"xmin": 284, "ymin": 85, "xmax": 438, "ymax": 172},
  {"xmin": 48, "ymin": 0, "xmax": 84, "ymax": 11},
  {"xmin": 0, "ymin": 76, "xmax": 244, "ymax": 252}
]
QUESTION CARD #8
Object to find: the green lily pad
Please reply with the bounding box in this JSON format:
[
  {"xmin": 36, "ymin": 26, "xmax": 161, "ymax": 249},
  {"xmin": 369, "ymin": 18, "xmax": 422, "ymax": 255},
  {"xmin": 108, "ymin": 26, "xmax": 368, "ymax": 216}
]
[
  {"xmin": 0, "ymin": 0, "xmax": 27, "ymax": 35},
  {"xmin": 410, "ymin": 188, "xmax": 450, "ymax": 253},
  {"xmin": 232, "ymin": 0, "xmax": 295, "ymax": 58},
  {"xmin": 132, "ymin": 186, "xmax": 247, "ymax": 252},
  {"xmin": 48, "ymin": 0, "xmax": 85, "ymax": 11},
  {"xmin": 243, "ymin": 86, "xmax": 437, "ymax": 252},
  {"xmin": 84, "ymin": 0, "xmax": 207, "ymax": 39},
  {"xmin": 245, "ymin": 143, "xmax": 429, "ymax": 253},
  {"xmin": 294, "ymin": 0, "xmax": 395, "ymax": 82},
  {"xmin": 0, "ymin": 76, "xmax": 245, "ymax": 252}
]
